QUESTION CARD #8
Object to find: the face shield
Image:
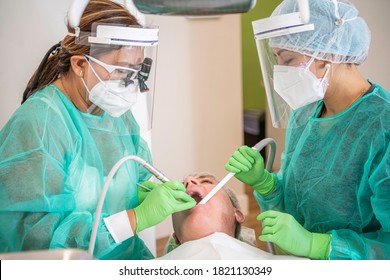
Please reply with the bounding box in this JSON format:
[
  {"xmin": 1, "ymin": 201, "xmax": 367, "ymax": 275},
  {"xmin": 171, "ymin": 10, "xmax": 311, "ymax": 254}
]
[
  {"xmin": 78, "ymin": 23, "xmax": 159, "ymax": 134},
  {"xmin": 252, "ymin": 13, "xmax": 314, "ymax": 129}
]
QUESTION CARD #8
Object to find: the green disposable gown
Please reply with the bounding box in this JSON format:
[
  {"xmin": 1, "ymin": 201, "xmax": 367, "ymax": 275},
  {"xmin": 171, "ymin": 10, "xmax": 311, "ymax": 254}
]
[
  {"xmin": 0, "ymin": 84, "xmax": 153, "ymax": 260},
  {"xmin": 256, "ymin": 84, "xmax": 390, "ymax": 259}
]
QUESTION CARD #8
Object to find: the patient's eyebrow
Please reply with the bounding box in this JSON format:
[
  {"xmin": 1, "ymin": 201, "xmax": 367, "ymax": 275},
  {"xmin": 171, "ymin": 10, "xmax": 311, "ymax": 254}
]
[
  {"xmin": 196, "ymin": 176, "xmax": 218, "ymax": 184},
  {"xmin": 197, "ymin": 175, "xmax": 215, "ymax": 179}
]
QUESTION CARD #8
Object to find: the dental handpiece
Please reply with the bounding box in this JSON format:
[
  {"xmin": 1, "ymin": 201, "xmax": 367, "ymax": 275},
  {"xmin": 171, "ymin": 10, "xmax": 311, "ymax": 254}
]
[
  {"xmin": 140, "ymin": 161, "xmax": 170, "ymax": 183},
  {"xmin": 136, "ymin": 160, "xmax": 171, "ymax": 191},
  {"xmin": 198, "ymin": 138, "xmax": 276, "ymax": 205}
]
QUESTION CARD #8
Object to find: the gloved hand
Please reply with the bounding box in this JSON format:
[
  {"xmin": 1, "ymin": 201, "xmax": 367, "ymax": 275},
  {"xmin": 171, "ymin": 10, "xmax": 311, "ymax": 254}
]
[
  {"xmin": 257, "ymin": 210, "xmax": 331, "ymax": 260},
  {"xmin": 225, "ymin": 145, "xmax": 275, "ymax": 196},
  {"xmin": 134, "ymin": 181, "xmax": 196, "ymax": 234},
  {"xmin": 137, "ymin": 181, "xmax": 159, "ymax": 204}
]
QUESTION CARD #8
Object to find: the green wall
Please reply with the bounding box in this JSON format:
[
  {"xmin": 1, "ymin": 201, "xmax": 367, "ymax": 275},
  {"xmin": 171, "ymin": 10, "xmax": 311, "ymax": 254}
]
[{"xmin": 241, "ymin": 0, "xmax": 282, "ymax": 111}]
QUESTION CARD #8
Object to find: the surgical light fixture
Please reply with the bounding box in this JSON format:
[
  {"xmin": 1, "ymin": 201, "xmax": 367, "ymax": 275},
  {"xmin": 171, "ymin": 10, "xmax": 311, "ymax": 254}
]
[
  {"xmin": 67, "ymin": 1, "xmax": 310, "ymax": 30},
  {"xmin": 132, "ymin": 0, "xmax": 257, "ymax": 16}
]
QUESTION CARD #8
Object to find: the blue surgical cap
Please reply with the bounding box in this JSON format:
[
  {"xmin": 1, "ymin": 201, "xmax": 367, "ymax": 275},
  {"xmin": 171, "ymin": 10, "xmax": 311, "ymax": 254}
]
[{"xmin": 269, "ymin": 0, "xmax": 371, "ymax": 64}]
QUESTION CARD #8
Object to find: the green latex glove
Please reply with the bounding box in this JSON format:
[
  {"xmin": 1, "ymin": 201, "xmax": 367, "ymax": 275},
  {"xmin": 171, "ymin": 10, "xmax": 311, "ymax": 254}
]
[
  {"xmin": 134, "ymin": 181, "xmax": 196, "ymax": 234},
  {"xmin": 137, "ymin": 181, "xmax": 159, "ymax": 204},
  {"xmin": 257, "ymin": 210, "xmax": 331, "ymax": 259},
  {"xmin": 225, "ymin": 145, "xmax": 275, "ymax": 195}
]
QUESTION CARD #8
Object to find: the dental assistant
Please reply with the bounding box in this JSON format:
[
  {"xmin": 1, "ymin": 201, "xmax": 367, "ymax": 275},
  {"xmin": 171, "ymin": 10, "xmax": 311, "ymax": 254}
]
[
  {"xmin": 0, "ymin": 0, "xmax": 195, "ymax": 259},
  {"xmin": 226, "ymin": 0, "xmax": 390, "ymax": 259}
]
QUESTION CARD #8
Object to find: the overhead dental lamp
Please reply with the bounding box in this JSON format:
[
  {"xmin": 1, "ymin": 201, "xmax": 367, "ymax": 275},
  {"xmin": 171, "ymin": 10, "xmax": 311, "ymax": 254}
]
[
  {"xmin": 132, "ymin": 0, "xmax": 257, "ymax": 16},
  {"xmin": 132, "ymin": 0, "xmax": 310, "ymax": 21},
  {"xmin": 68, "ymin": 0, "xmax": 310, "ymax": 29},
  {"xmin": 67, "ymin": 0, "xmax": 258, "ymax": 29}
]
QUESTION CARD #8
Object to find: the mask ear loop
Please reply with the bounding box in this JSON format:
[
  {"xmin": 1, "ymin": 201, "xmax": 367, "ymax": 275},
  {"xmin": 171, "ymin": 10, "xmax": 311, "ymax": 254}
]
[
  {"xmin": 304, "ymin": 57, "xmax": 331, "ymax": 85},
  {"xmin": 304, "ymin": 56, "xmax": 316, "ymax": 71},
  {"xmin": 319, "ymin": 64, "xmax": 331, "ymax": 88},
  {"xmin": 79, "ymin": 74, "xmax": 97, "ymax": 114},
  {"xmin": 80, "ymin": 59, "xmax": 101, "ymax": 114}
]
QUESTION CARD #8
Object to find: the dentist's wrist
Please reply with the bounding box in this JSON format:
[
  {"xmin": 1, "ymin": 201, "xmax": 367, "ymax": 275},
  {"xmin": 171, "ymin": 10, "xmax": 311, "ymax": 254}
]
[
  {"xmin": 308, "ymin": 233, "xmax": 331, "ymax": 260},
  {"xmin": 132, "ymin": 207, "xmax": 146, "ymax": 234},
  {"xmin": 126, "ymin": 210, "xmax": 137, "ymax": 234},
  {"xmin": 253, "ymin": 171, "xmax": 276, "ymax": 196}
]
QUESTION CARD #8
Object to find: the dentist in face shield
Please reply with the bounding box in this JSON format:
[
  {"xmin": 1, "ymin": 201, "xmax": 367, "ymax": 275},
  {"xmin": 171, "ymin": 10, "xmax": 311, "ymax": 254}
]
[
  {"xmin": 226, "ymin": 0, "xmax": 390, "ymax": 259},
  {"xmin": 0, "ymin": 0, "xmax": 195, "ymax": 260}
]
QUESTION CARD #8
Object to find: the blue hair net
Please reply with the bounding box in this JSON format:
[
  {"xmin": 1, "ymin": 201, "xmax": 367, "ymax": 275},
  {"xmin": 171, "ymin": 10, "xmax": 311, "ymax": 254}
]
[{"xmin": 269, "ymin": 0, "xmax": 371, "ymax": 64}]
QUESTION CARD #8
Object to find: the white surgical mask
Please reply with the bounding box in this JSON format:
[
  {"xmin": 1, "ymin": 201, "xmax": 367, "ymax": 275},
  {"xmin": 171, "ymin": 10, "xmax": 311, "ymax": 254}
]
[
  {"xmin": 81, "ymin": 58, "xmax": 139, "ymax": 118},
  {"xmin": 86, "ymin": 80, "xmax": 138, "ymax": 117},
  {"xmin": 273, "ymin": 59, "xmax": 331, "ymax": 110}
]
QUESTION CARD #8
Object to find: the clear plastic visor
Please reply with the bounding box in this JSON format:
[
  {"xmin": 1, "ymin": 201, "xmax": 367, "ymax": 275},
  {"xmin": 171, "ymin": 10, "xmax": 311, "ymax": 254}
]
[
  {"xmin": 255, "ymin": 37, "xmax": 324, "ymax": 129},
  {"xmin": 82, "ymin": 25, "xmax": 158, "ymax": 135},
  {"xmin": 255, "ymin": 38, "xmax": 291, "ymax": 129}
]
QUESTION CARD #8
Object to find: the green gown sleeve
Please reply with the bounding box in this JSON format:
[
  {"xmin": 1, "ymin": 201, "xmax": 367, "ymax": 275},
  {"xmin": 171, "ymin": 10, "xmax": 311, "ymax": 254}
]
[{"xmin": 0, "ymin": 87, "xmax": 153, "ymax": 260}]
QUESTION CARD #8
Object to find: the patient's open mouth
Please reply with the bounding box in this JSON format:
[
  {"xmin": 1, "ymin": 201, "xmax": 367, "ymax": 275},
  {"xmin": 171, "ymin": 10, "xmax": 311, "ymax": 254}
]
[{"xmin": 189, "ymin": 191, "xmax": 203, "ymax": 204}]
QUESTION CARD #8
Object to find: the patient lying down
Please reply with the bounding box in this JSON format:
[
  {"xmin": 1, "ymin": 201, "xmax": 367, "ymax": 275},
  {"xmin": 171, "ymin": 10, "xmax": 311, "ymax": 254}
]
[{"xmin": 158, "ymin": 173, "xmax": 304, "ymax": 260}]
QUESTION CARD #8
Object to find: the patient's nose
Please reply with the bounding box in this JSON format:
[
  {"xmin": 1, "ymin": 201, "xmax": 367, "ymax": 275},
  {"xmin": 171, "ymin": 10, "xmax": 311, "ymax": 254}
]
[{"xmin": 184, "ymin": 176, "xmax": 200, "ymax": 189}]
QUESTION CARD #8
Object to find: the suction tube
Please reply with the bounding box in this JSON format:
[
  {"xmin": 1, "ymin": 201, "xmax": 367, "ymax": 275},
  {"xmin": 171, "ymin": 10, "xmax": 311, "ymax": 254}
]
[
  {"xmin": 197, "ymin": 138, "xmax": 277, "ymax": 255},
  {"xmin": 198, "ymin": 138, "xmax": 276, "ymax": 205}
]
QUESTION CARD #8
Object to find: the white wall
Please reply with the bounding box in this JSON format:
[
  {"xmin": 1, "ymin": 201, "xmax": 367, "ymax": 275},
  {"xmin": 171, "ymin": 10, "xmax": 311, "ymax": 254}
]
[
  {"xmin": 147, "ymin": 14, "xmax": 245, "ymax": 238},
  {"xmin": 266, "ymin": 0, "xmax": 390, "ymax": 170},
  {"xmin": 0, "ymin": 0, "xmax": 72, "ymax": 126},
  {"xmin": 0, "ymin": 1, "xmax": 246, "ymax": 247},
  {"xmin": 353, "ymin": 0, "xmax": 389, "ymax": 89}
]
